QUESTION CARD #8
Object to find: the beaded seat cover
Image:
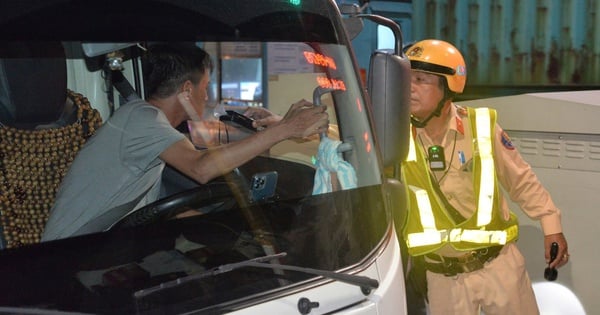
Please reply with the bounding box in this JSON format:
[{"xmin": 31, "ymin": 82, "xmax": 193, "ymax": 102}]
[{"xmin": 0, "ymin": 90, "xmax": 102, "ymax": 248}]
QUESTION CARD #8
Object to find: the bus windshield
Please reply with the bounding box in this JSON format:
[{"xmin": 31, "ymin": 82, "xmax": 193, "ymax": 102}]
[
  {"xmin": 0, "ymin": 1, "xmax": 400, "ymax": 313},
  {"xmin": 0, "ymin": 38, "xmax": 389, "ymax": 315}
]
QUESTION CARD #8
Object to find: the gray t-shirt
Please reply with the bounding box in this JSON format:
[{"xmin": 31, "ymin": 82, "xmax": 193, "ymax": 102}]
[{"xmin": 42, "ymin": 100, "xmax": 186, "ymax": 241}]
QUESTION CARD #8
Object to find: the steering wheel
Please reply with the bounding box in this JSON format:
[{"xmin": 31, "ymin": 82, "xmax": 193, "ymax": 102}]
[
  {"xmin": 109, "ymin": 181, "xmax": 235, "ymax": 230},
  {"xmin": 109, "ymin": 167, "xmax": 282, "ymax": 263}
]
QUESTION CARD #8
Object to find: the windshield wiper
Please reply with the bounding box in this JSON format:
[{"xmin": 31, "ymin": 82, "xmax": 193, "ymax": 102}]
[{"xmin": 134, "ymin": 252, "xmax": 379, "ymax": 299}]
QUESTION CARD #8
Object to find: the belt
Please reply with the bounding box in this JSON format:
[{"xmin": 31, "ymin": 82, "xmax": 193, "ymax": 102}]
[{"xmin": 424, "ymin": 245, "xmax": 503, "ymax": 276}]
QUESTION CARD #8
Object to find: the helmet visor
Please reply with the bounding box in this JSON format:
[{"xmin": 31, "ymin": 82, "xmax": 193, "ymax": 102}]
[{"xmin": 410, "ymin": 60, "xmax": 455, "ymax": 76}]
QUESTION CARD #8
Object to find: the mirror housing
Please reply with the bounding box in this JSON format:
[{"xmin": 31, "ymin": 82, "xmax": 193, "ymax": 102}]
[
  {"xmin": 339, "ymin": 3, "xmax": 364, "ymax": 40},
  {"xmin": 368, "ymin": 50, "xmax": 411, "ymax": 169},
  {"xmin": 360, "ymin": 15, "xmax": 411, "ymax": 171}
]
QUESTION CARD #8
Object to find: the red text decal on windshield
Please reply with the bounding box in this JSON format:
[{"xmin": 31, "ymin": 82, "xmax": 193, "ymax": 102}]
[
  {"xmin": 304, "ymin": 51, "xmax": 337, "ymax": 70},
  {"xmin": 317, "ymin": 76, "xmax": 346, "ymax": 91}
]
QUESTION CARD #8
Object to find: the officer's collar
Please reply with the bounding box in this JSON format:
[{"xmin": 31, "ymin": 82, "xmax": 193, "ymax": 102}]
[{"xmin": 449, "ymin": 104, "xmax": 465, "ymax": 135}]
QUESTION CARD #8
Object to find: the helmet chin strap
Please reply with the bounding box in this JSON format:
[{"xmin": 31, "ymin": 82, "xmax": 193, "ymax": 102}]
[
  {"xmin": 411, "ymin": 82, "xmax": 455, "ymax": 128},
  {"xmin": 410, "ymin": 97, "xmax": 446, "ymax": 128}
]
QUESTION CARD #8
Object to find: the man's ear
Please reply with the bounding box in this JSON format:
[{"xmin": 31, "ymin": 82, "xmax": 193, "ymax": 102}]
[{"xmin": 181, "ymin": 80, "xmax": 194, "ymax": 94}]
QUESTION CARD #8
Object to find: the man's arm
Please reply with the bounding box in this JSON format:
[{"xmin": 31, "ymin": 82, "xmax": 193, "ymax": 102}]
[
  {"xmin": 160, "ymin": 100, "xmax": 328, "ymax": 184},
  {"xmin": 188, "ymin": 120, "xmax": 254, "ymax": 147},
  {"xmin": 494, "ymin": 124, "xmax": 569, "ymax": 268}
]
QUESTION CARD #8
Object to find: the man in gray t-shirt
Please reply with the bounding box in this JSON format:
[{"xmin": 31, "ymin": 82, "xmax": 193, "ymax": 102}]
[
  {"xmin": 42, "ymin": 100, "xmax": 185, "ymax": 239},
  {"xmin": 42, "ymin": 43, "xmax": 329, "ymax": 241}
]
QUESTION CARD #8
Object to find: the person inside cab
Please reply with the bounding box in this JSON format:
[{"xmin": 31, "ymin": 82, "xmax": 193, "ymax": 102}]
[
  {"xmin": 42, "ymin": 43, "xmax": 329, "ymax": 241},
  {"xmin": 401, "ymin": 39, "xmax": 569, "ymax": 315}
]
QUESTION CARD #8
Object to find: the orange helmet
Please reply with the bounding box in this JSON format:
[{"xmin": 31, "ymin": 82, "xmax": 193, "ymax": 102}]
[{"xmin": 405, "ymin": 39, "xmax": 466, "ymax": 94}]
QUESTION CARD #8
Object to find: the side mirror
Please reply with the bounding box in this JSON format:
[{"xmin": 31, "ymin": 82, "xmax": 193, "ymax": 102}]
[
  {"xmin": 368, "ymin": 50, "xmax": 411, "ymax": 169},
  {"xmin": 360, "ymin": 15, "xmax": 411, "ymax": 171}
]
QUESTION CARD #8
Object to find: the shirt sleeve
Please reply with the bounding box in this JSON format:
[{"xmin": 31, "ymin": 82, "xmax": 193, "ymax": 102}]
[
  {"xmin": 494, "ymin": 124, "xmax": 563, "ymax": 235},
  {"xmin": 121, "ymin": 105, "xmax": 186, "ymax": 172}
]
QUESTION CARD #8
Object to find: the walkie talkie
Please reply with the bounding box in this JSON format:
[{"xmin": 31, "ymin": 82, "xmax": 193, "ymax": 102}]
[{"xmin": 544, "ymin": 242, "xmax": 559, "ymax": 281}]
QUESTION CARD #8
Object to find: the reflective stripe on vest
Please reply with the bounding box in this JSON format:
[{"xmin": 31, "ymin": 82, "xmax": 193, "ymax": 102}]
[
  {"xmin": 407, "ymin": 127, "xmax": 417, "ymax": 162},
  {"xmin": 405, "ymin": 108, "xmax": 513, "ymax": 248},
  {"xmin": 475, "ymin": 108, "xmax": 494, "ymax": 226},
  {"xmin": 407, "ymin": 224, "xmax": 518, "ymax": 247}
]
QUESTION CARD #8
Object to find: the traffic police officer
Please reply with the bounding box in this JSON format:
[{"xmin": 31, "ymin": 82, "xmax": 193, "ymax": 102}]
[{"xmin": 401, "ymin": 39, "xmax": 569, "ymax": 315}]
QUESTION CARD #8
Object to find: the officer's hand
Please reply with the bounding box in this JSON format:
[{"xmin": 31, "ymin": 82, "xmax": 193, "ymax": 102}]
[{"xmin": 545, "ymin": 232, "xmax": 569, "ymax": 269}]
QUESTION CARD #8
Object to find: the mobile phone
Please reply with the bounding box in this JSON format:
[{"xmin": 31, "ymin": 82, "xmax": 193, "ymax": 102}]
[
  {"xmin": 219, "ymin": 110, "xmax": 257, "ymax": 132},
  {"xmin": 249, "ymin": 171, "xmax": 278, "ymax": 202}
]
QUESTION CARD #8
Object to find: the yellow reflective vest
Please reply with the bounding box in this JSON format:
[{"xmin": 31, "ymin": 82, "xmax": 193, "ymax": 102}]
[{"xmin": 401, "ymin": 107, "xmax": 519, "ymax": 257}]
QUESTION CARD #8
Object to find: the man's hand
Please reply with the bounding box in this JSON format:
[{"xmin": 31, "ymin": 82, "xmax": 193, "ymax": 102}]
[
  {"xmin": 545, "ymin": 232, "xmax": 569, "ymax": 269},
  {"xmin": 243, "ymin": 107, "xmax": 282, "ymax": 129},
  {"xmin": 277, "ymin": 99, "xmax": 329, "ymax": 138}
]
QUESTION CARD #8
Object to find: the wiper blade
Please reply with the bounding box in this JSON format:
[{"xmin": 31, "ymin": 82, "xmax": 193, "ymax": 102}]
[
  {"xmin": 134, "ymin": 252, "xmax": 287, "ymax": 299},
  {"xmin": 243, "ymin": 260, "xmax": 379, "ymax": 293},
  {"xmin": 134, "ymin": 252, "xmax": 379, "ymax": 299}
]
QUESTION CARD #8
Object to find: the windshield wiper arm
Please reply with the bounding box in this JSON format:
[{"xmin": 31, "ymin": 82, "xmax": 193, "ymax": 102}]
[
  {"xmin": 134, "ymin": 252, "xmax": 379, "ymax": 299},
  {"xmin": 242, "ymin": 260, "xmax": 379, "ymax": 294},
  {"xmin": 134, "ymin": 252, "xmax": 287, "ymax": 299}
]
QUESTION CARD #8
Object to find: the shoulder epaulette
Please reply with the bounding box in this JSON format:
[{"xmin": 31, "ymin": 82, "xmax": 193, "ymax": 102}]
[{"xmin": 456, "ymin": 104, "xmax": 468, "ymax": 117}]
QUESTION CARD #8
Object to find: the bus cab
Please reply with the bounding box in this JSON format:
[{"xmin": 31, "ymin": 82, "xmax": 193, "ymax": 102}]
[{"xmin": 0, "ymin": 1, "xmax": 411, "ymax": 314}]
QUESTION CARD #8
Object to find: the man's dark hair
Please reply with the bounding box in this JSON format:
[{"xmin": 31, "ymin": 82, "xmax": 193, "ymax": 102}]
[{"xmin": 142, "ymin": 43, "xmax": 213, "ymax": 99}]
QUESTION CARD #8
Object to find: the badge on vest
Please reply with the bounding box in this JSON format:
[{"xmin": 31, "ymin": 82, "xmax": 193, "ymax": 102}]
[
  {"xmin": 428, "ymin": 145, "xmax": 446, "ymax": 170},
  {"xmin": 458, "ymin": 150, "xmax": 466, "ymax": 165},
  {"xmin": 501, "ymin": 131, "xmax": 515, "ymax": 150}
]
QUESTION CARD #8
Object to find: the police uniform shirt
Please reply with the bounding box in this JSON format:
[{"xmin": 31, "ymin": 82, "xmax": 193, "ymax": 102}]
[{"xmin": 414, "ymin": 104, "xmax": 563, "ymax": 244}]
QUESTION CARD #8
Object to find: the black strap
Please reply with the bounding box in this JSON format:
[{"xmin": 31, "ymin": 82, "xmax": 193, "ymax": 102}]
[
  {"xmin": 413, "ymin": 129, "xmax": 466, "ymax": 224},
  {"xmin": 429, "ymin": 171, "xmax": 467, "ymax": 224}
]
